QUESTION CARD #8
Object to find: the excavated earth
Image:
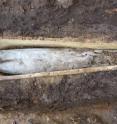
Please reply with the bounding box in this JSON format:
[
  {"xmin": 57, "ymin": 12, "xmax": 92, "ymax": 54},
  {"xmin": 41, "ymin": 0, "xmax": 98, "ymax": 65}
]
[
  {"xmin": 0, "ymin": 0, "xmax": 117, "ymax": 124},
  {"xmin": 0, "ymin": 0, "xmax": 116, "ymax": 41}
]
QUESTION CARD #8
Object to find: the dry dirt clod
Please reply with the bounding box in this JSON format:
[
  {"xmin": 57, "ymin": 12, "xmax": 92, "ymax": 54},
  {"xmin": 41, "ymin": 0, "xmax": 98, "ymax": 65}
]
[
  {"xmin": 31, "ymin": 0, "xmax": 48, "ymax": 8},
  {"xmin": 56, "ymin": 0, "xmax": 73, "ymax": 8}
]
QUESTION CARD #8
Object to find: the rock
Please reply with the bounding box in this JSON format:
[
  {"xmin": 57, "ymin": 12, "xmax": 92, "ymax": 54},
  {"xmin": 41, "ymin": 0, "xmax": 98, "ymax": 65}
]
[{"xmin": 0, "ymin": 49, "xmax": 94, "ymax": 74}]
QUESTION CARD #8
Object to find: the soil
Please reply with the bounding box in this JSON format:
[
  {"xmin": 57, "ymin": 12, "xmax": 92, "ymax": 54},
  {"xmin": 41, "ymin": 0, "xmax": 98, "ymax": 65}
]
[
  {"xmin": 0, "ymin": 70, "xmax": 117, "ymax": 123},
  {"xmin": 0, "ymin": 104, "xmax": 114, "ymax": 124},
  {"xmin": 0, "ymin": 0, "xmax": 117, "ymax": 41},
  {"xmin": 0, "ymin": 70, "xmax": 116, "ymax": 111}
]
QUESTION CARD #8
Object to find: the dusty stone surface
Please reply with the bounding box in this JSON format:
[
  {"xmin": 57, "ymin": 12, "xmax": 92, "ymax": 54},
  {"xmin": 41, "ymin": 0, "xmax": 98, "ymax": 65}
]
[
  {"xmin": 0, "ymin": 49, "xmax": 116, "ymax": 74},
  {"xmin": 0, "ymin": 49, "xmax": 95, "ymax": 74},
  {"xmin": 0, "ymin": 0, "xmax": 116, "ymax": 40}
]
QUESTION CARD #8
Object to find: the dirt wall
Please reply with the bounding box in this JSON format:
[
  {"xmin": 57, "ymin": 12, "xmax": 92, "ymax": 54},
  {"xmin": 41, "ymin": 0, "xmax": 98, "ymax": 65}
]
[{"xmin": 0, "ymin": 0, "xmax": 117, "ymax": 40}]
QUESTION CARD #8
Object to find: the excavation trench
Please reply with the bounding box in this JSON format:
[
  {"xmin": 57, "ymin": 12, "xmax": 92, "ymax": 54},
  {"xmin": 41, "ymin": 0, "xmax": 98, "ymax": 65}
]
[{"xmin": 0, "ymin": 0, "xmax": 117, "ymax": 123}]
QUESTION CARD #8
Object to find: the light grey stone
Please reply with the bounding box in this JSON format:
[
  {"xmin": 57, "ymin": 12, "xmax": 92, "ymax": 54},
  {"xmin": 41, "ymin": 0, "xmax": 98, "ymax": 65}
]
[{"xmin": 0, "ymin": 49, "xmax": 94, "ymax": 74}]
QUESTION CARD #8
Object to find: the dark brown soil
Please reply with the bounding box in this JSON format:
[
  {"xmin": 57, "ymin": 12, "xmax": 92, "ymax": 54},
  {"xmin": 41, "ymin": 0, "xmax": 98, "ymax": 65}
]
[
  {"xmin": 0, "ymin": 70, "xmax": 117, "ymax": 123},
  {"xmin": 0, "ymin": 70, "xmax": 116, "ymax": 111},
  {"xmin": 0, "ymin": 0, "xmax": 117, "ymax": 41}
]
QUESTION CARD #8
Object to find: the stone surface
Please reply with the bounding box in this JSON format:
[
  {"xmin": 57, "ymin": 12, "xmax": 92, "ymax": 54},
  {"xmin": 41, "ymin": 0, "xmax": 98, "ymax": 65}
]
[
  {"xmin": 0, "ymin": 49, "xmax": 95, "ymax": 74},
  {"xmin": 0, "ymin": 49, "xmax": 117, "ymax": 74}
]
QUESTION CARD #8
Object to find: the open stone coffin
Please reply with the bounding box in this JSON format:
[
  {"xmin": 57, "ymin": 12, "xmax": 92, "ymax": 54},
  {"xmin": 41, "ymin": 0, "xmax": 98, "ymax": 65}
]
[
  {"xmin": 0, "ymin": 0, "xmax": 117, "ymax": 123},
  {"xmin": 0, "ymin": 45, "xmax": 117, "ymax": 110}
]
